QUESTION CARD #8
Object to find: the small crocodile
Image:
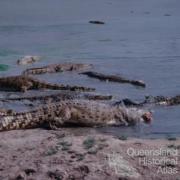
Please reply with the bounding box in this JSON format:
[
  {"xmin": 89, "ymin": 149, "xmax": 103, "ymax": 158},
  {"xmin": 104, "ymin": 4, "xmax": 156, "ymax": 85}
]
[
  {"xmin": 80, "ymin": 71, "xmax": 146, "ymax": 87},
  {"xmin": 0, "ymin": 75, "xmax": 95, "ymax": 92},
  {"xmin": 143, "ymin": 95, "xmax": 180, "ymax": 106},
  {"xmin": 17, "ymin": 56, "xmax": 41, "ymax": 65},
  {"xmin": 0, "ymin": 100, "xmax": 152, "ymax": 131},
  {"xmin": 22, "ymin": 63, "xmax": 93, "ymax": 75}
]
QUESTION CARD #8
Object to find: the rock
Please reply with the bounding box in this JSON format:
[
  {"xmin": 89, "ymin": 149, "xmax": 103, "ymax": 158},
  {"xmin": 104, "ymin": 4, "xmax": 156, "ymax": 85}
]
[
  {"xmin": 24, "ymin": 168, "xmax": 36, "ymax": 176},
  {"xmin": 15, "ymin": 172, "xmax": 27, "ymax": 180},
  {"xmin": 47, "ymin": 170, "xmax": 64, "ymax": 180},
  {"xmin": 164, "ymin": 14, "xmax": 171, "ymax": 16},
  {"xmin": 89, "ymin": 21, "xmax": 105, "ymax": 25}
]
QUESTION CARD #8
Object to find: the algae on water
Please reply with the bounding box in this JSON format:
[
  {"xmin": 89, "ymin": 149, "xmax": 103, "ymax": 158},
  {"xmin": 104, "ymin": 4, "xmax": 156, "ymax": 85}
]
[{"xmin": 0, "ymin": 64, "xmax": 9, "ymax": 71}]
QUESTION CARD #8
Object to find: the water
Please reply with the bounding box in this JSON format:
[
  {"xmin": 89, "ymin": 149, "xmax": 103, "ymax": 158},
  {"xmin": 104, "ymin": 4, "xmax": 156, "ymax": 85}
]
[{"xmin": 0, "ymin": 0, "xmax": 180, "ymax": 138}]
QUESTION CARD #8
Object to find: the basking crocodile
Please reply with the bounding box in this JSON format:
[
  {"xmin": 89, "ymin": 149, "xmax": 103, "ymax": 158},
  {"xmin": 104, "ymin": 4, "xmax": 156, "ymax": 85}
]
[
  {"xmin": 22, "ymin": 63, "xmax": 93, "ymax": 75},
  {"xmin": 114, "ymin": 95, "xmax": 180, "ymax": 107},
  {"xmin": 0, "ymin": 92, "xmax": 112, "ymax": 103},
  {"xmin": 0, "ymin": 100, "xmax": 152, "ymax": 131},
  {"xmin": 143, "ymin": 95, "xmax": 180, "ymax": 106},
  {"xmin": 0, "ymin": 75, "xmax": 95, "ymax": 92},
  {"xmin": 80, "ymin": 71, "xmax": 146, "ymax": 87},
  {"xmin": 17, "ymin": 56, "xmax": 41, "ymax": 65}
]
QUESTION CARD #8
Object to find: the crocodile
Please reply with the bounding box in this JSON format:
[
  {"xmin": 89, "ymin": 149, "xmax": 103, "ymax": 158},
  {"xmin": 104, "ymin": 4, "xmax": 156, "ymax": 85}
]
[
  {"xmin": 0, "ymin": 100, "xmax": 152, "ymax": 131},
  {"xmin": 22, "ymin": 63, "xmax": 93, "ymax": 75},
  {"xmin": 17, "ymin": 56, "xmax": 41, "ymax": 65},
  {"xmin": 143, "ymin": 95, "xmax": 180, "ymax": 106},
  {"xmin": 0, "ymin": 92, "xmax": 113, "ymax": 103},
  {"xmin": 0, "ymin": 75, "xmax": 95, "ymax": 92},
  {"xmin": 80, "ymin": 71, "xmax": 146, "ymax": 87},
  {"xmin": 114, "ymin": 95, "xmax": 180, "ymax": 107}
]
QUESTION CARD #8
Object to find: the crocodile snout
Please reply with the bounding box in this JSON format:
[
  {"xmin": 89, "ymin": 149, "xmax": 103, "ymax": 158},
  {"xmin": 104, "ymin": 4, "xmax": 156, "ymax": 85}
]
[{"xmin": 142, "ymin": 111, "xmax": 153, "ymax": 124}]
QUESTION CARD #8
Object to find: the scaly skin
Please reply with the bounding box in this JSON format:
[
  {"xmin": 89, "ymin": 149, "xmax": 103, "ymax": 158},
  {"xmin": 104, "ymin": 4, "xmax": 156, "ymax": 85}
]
[
  {"xmin": 0, "ymin": 100, "xmax": 152, "ymax": 131},
  {"xmin": 0, "ymin": 109, "xmax": 15, "ymax": 116},
  {"xmin": 0, "ymin": 92, "xmax": 112, "ymax": 103},
  {"xmin": 22, "ymin": 63, "xmax": 93, "ymax": 75},
  {"xmin": 0, "ymin": 75, "xmax": 95, "ymax": 92}
]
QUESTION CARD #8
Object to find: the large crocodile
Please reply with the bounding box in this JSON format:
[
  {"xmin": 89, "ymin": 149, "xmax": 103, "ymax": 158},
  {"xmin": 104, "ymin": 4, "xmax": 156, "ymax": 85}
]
[
  {"xmin": 0, "ymin": 100, "xmax": 152, "ymax": 131},
  {"xmin": 0, "ymin": 75, "xmax": 95, "ymax": 92},
  {"xmin": 22, "ymin": 63, "xmax": 93, "ymax": 75}
]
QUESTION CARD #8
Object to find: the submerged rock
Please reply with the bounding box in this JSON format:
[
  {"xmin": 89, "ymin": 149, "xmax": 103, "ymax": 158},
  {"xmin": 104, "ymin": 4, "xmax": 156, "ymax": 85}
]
[{"xmin": 89, "ymin": 20, "xmax": 105, "ymax": 25}]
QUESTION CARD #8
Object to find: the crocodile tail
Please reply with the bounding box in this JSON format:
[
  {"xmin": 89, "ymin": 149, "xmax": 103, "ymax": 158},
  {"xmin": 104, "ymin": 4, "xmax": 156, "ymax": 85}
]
[
  {"xmin": 0, "ymin": 112, "xmax": 42, "ymax": 131},
  {"xmin": 0, "ymin": 115, "xmax": 22, "ymax": 131}
]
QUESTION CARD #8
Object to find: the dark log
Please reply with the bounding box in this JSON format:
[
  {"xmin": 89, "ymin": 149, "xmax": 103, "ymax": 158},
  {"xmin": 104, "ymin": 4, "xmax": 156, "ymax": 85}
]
[{"xmin": 89, "ymin": 21, "xmax": 105, "ymax": 25}]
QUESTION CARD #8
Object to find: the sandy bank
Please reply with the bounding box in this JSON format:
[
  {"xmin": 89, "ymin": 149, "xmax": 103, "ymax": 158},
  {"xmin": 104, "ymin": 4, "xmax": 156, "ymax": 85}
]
[{"xmin": 0, "ymin": 129, "xmax": 179, "ymax": 180}]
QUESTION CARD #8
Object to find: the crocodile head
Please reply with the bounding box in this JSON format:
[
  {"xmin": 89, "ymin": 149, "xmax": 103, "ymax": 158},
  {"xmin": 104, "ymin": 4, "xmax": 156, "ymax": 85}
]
[
  {"xmin": 141, "ymin": 111, "xmax": 153, "ymax": 124},
  {"xmin": 115, "ymin": 106, "xmax": 153, "ymax": 126}
]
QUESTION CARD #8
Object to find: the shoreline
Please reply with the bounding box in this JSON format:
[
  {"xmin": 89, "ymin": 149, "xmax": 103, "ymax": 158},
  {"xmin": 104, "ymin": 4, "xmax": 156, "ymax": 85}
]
[{"xmin": 0, "ymin": 128, "xmax": 179, "ymax": 179}]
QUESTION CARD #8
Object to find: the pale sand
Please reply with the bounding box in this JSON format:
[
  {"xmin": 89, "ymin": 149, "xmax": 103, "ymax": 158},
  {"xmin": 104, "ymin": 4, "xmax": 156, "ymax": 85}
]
[{"xmin": 0, "ymin": 128, "xmax": 179, "ymax": 180}]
